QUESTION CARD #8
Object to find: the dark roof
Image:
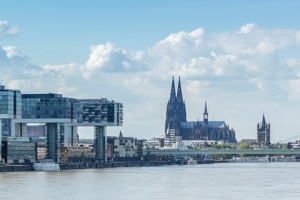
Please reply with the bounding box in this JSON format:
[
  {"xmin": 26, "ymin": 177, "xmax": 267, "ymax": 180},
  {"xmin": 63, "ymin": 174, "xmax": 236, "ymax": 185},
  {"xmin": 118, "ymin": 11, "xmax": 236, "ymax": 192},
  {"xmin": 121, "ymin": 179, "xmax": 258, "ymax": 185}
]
[
  {"xmin": 181, "ymin": 121, "xmax": 227, "ymax": 129},
  {"xmin": 22, "ymin": 93, "xmax": 62, "ymax": 98}
]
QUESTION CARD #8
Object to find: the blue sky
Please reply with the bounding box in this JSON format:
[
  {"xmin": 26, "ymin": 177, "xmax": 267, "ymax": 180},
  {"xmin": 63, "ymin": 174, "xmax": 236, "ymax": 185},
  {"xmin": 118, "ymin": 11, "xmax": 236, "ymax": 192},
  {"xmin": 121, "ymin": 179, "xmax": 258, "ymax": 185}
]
[{"xmin": 1, "ymin": 1, "xmax": 300, "ymax": 141}]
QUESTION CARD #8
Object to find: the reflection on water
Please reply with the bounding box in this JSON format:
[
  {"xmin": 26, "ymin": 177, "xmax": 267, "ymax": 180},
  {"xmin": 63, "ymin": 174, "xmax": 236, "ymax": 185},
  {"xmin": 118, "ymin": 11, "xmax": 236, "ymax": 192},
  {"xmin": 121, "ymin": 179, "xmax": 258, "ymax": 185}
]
[{"xmin": 1, "ymin": 163, "xmax": 300, "ymax": 200}]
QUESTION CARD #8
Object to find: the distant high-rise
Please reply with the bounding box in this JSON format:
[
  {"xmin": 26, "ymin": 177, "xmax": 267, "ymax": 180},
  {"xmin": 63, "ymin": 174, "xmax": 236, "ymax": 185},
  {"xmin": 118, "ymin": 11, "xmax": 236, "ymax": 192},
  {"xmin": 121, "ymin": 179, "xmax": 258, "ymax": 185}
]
[
  {"xmin": 0, "ymin": 85, "xmax": 22, "ymax": 136},
  {"xmin": 257, "ymin": 114, "xmax": 270, "ymax": 147},
  {"xmin": 0, "ymin": 85, "xmax": 22, "ymax": 162},
  {"xmin": 165, "ymin": 77, "xmax": 236, "ymax": 143}
]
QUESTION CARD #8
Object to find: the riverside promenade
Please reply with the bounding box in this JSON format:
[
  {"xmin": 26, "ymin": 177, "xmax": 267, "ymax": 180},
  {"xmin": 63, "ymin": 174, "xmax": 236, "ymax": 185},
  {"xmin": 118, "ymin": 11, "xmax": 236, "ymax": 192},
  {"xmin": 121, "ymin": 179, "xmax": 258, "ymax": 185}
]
[
  {"xmin": 2, "ymin": 149, "xmax": 300, "ymax": 172},
  {"xmin": 0, "ymin": 161, "xmax": 175, "ymax": 172}
]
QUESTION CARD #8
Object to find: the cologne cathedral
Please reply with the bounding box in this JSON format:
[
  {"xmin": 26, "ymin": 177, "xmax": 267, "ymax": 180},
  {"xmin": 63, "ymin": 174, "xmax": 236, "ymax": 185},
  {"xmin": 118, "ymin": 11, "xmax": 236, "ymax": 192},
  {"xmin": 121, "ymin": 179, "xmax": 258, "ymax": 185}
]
[{"xmin": 165, "ymin": 76, "xmax": 237, "ymax": 143}]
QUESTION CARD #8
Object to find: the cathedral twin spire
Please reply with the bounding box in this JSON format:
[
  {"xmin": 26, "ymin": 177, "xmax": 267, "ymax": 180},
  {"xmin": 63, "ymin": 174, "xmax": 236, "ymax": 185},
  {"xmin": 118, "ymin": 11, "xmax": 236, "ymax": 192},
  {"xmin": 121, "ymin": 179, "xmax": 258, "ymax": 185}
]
[
  {"xmin": 165, "ymin": 76, "xmax": 211, "ymax": 133},
  {"xmin": 165, "ymin": 76, "xmax": 187, "ymax": 133},
  {"xmin": 165, "ymin": 76, "xmax": 236, "ymax": 142},
  {"xmin": 176, "ymin": 77, "xmax": 184, "ymax": 104},
  {"xmin": 169, "ymin": 76, "xmax": 184, "ymax": 104}
]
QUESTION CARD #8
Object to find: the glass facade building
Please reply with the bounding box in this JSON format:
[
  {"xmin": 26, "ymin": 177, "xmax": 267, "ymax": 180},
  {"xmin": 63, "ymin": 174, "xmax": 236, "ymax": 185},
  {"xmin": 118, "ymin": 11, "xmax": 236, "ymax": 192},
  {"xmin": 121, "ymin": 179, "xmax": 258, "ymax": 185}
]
[
  {"xmin": 77, "ymin": 99, "xmax": 123, "ymax": 126},
  {"xmin": 0, "ymin": 85, "xmax": 22, "ymax": 162},
  {"xmin": 19, "ymin": 94, "xmax": 78, "ymax": 162},
  {"xmin": 1, "ymin": 87, "xmax": 123, "ymax": 163},
  {"xmin": 0, "ymin": 85, "xmax": 22, "ymax": 136},
  {"xmin": 2, "ymin": 137, "xmax": 36, "ymax": 164},
  {"xmin": 76, "ymin": 99, "xmax": 123, "ymax": 161},
  {"xmin": 22, "ymin": 93, "xmax": 77, "ymax": 120}
]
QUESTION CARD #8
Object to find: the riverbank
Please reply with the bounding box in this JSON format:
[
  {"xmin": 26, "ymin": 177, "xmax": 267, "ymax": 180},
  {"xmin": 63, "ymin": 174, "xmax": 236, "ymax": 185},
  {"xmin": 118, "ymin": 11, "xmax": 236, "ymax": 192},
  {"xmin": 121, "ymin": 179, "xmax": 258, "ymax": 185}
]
[
  {"xmin": 0, "ymin": 160, "xmax": 179, "ymax": 172},
  {"xmin": 0, "ymin": 165, "xmax": 32, "ymax": 172},
  {"xmin": 59, "ymin": 160, "xmax": 178, "ymax": 170}
]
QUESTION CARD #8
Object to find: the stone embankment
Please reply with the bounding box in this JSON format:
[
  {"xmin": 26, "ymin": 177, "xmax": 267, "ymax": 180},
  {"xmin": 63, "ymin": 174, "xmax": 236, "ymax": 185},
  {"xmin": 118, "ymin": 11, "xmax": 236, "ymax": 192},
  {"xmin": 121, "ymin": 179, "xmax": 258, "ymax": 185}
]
[
  {"xmin": 0, "ymin": 165, "xmax": 32, "ymax": 172},
  {"xmin": 59, "ymin": 161, "xmax": 175, "ymax": 170},
  {"xmin": 0, "ymin": 161, "xmax": 179, "ymax": 172}
]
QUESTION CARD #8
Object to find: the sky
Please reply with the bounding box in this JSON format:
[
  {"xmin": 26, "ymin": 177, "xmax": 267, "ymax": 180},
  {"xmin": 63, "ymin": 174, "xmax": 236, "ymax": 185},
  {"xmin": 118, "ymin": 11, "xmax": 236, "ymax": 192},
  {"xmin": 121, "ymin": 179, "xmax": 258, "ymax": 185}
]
[{"xmin": 1, "ymin": 0, "xmax": 300, "ymax": 142}]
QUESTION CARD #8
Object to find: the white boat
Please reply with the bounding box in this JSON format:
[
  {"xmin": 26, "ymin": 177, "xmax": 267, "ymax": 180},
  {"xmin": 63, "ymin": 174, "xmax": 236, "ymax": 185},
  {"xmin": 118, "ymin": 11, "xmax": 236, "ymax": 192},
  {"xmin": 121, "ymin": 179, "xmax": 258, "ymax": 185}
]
[
  {"xmin": 268, "ymin": 156, "xmax": 296, "ymax": 162},
  {"xmin": 229, "ymin": 157, "xmax": 269, "ymax": 163},
  {"xmin": 33, "ymin": 159, "xmax": 60, "ymax": 171},
  {"xmin": 187, "ymin": 159, "xmax": 198, "ymax": 165},
  {"xmin": 229, "ymin": 156, "xmax": 297, "ymax": 163}
]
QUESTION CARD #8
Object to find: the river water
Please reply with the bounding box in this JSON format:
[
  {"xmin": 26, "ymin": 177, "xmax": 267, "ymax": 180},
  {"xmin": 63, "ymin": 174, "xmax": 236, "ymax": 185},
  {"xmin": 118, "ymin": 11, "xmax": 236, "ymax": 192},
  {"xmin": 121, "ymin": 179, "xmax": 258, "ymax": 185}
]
[{"xmin": 1, "ymin": 162, "xmax": 300, "ymax": 200}]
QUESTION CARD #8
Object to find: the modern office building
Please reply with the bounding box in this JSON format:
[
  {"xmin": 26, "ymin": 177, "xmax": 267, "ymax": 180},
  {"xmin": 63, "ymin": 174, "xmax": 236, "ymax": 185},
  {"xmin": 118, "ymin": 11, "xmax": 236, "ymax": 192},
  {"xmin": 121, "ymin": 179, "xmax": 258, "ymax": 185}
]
[
  {"xmin": 0, "ymin": 85, "xmax": 22, "ymax": 136},
  {"xmin": 257, "ymin": 114, "xmax": 270, "ymax": 147},
  {"xmin": 0, "ymin": 85, "xmax": 22, "ymax": 162},
  {"xmin": 1, "ymin": 137, "xmax": 36, "ymax": 164},
  {"xmin": 76, "ymin": 99, "xmax": 123, "ymax": 160},
  {"xmin": 107, "ymin": 131, "xmax": 144, "ymax": 161},
  {"xmin": 8, "ymin": 93, "xmax": 123, "ymax": 163},
  {"xmin": 11, "ymin": 93, "xmax": 77, "ymax": 163},
  {"xmin": 165, "ymin": 77, "xmax": 236, "ymax": 143}
]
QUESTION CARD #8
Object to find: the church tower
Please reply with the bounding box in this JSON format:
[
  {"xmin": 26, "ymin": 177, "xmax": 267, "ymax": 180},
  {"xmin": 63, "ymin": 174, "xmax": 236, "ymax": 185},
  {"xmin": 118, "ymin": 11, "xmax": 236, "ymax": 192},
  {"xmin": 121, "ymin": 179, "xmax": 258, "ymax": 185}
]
[
  {"xmin": 164, "ymin": 76, "xmax": 237, "ymax": 143},
  {"xmin": 165, "ymin": 76, "xmax": 187, "ymax": 135},
  {"xmin": 165, "ymin": 76, "xmax": 177, "ymax": 133},
  {"xmin": 176, "ymin": 77, "xmax": 187, "ymax": 123},
  {"xmin": 203, "ymin": 101, "xmax": 208, "ymax": 124},
  {"xmin": 257, "ymin": 114, "xmax": 270, "ymax": 147}
]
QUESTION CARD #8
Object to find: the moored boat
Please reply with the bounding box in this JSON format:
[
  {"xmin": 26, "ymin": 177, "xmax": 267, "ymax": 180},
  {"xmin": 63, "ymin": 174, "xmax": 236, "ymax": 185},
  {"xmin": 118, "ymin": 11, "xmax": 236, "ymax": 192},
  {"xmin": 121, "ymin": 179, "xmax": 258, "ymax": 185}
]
[
  {"xmin": 187, "ymin": 159, "xmax": 198, "ymax": 165},
  {"xmin": 33, "ymin": 159, "xmax": 60, "ymax": 171},
  {"xmin": 229, "ymin": 157, "xmax": 269, "ymax": 163},
  {"xmin": 268, "ymin": 156, "xmax": 296, "ymax": 162},
  {"xmin": 229, "ymin": 156, "xmax": 297, "ymax": 163}
]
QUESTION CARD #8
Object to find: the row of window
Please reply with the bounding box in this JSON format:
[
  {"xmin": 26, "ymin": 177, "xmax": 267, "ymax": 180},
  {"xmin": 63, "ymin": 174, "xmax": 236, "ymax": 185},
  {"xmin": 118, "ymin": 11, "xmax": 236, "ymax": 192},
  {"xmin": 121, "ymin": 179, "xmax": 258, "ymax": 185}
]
[{"xmin": 1, "ymin": 96, "xmax": 123, "ymax": 122}]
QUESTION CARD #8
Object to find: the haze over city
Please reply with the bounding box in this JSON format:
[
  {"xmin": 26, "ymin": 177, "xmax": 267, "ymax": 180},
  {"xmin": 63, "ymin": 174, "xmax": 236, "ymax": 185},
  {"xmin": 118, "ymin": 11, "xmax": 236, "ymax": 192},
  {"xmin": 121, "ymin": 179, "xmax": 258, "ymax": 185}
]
[{"xmin": 1, "ymin": 1, "xmax": 300, "ymax": 142}]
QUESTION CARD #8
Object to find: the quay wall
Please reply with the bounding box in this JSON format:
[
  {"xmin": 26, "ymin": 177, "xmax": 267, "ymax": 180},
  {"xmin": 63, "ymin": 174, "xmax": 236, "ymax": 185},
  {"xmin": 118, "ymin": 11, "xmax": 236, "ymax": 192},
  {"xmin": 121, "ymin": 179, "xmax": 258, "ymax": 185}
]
[
  {"xmin": 0, "ymin": 161, "xmax": 179, "ymax": 172},
  {"xmin": 0, "ymin": 165, "xmax": 32, "ymax": 172},
  {"xmin": 59, "ymin": 161, "xmax": 176, "ymax": 170}
]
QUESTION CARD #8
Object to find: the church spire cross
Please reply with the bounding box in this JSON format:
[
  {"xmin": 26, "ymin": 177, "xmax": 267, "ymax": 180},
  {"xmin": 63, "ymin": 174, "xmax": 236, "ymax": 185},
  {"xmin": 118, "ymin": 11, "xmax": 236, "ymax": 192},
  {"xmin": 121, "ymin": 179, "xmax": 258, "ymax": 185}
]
[{"xmin": 165, "ymin": 76, "xmax": 187, "ymax": 133}]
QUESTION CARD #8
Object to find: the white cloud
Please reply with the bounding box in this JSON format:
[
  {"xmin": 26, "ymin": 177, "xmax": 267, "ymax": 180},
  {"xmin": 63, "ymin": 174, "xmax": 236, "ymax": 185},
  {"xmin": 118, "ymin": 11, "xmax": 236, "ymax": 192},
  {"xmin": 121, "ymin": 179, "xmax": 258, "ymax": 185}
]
[
  {"xmin": 83, "ymin": 42, "xmax": 146, "ymax": 80},
  {"xmin": 290, "ymin": 79, "xmax": 300, "ymax": 94},
  {"xmin": 86, "ymin": 42, "xmax": 116, "ymax": 70},
  {"xmin": 3, "ymin": 46, "xmax": 22, "ymax": 58},
  {"xmin": 2, "ymin": 24, "xmax": 300, "ymax": 140},
  {"xmin": 0, "ymin": 21, "xmax": 19, "ymax": 39},
  {"xmin": 57, "ymin": 86, "xmax": 78, "ymax": 95},
  {"xmin": 295, "ymin": 31, "xmax": 300, "ymax": 44},
  {"xmin": 239, "ymin": 23, "xmax": 257, "ymax": 34},
  {"xmin": 285, "ymin": 58, "xmax": 300, "ymax": 68}
]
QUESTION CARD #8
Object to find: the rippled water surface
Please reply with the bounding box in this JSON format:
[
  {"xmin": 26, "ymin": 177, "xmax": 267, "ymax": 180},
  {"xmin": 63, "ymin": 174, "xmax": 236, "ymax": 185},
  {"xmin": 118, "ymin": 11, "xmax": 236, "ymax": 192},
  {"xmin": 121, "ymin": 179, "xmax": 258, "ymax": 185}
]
[{"xmin": 1, "ymin": 163, "xmax": 300, "ymax": 200}]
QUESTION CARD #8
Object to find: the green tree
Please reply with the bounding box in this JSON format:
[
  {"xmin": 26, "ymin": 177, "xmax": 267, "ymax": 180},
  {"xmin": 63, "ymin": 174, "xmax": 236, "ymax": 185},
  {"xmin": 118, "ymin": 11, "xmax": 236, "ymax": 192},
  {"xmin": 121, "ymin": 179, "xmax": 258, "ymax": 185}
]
[
  {"xmin": 237, "ymin": 143, "xmax": 251, "ymax": 149},
  {"xmin": 212, "ymin": 143, "xmax": 234, "ymax": 149}
]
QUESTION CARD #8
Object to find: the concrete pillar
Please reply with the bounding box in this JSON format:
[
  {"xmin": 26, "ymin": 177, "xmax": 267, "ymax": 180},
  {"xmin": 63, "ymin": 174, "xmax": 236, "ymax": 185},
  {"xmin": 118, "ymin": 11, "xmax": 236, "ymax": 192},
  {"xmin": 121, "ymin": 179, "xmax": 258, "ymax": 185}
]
[
  {"xmin": 11, "ymin": 121, "xmax": 16, "ymax": 137},
  {"xmin": 71, "ymin": 126, "xmax": 74, "ymax": 146},
  {"xmin": 22, "ymin": 123, "xmax": 27, "ymax": 137},
  {"xmin": 63, "ymin": 125, "xmax": 78, "ymax": 147},
  {"xmin": 63, "ymin": 124, "xmax": 69, "ymax": 147},
  {"xmin": 94, "ymin": 126, "xmax": 107, "ymax": 161},
  {"xmin": 13, "ymin": 123, "xmax": 27, "ymax": 137},
  {"xmin": 46, "ymin": 123, "xmax": 60, "ymax": 163}
]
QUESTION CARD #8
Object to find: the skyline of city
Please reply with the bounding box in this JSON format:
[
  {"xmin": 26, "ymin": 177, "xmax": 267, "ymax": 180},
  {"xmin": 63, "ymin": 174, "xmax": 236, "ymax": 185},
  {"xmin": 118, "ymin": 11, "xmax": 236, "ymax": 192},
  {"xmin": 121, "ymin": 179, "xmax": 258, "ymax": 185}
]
[{"xmin": 1, "ymin": 1, "xmax": 300, "ymax": 141}]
